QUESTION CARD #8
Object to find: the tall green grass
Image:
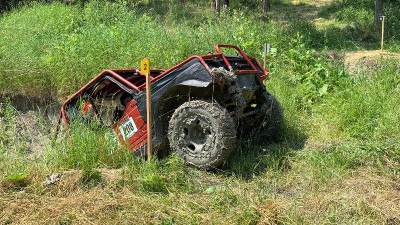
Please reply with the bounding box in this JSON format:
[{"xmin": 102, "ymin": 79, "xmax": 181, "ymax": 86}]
[
  {"xmin": 1, "ymin": 1, "xmax": 399, "ymax": 97},
  {"xmin": 47, "ymin": 121, "xmax": 129, "ymax": 170},
  {"xmin": 0, "ymin": 1, "xmax": 280, "ymax": 97},
  {"xmin": 0, "ymin": 3, "xmax": 79, "ymax": 96}
]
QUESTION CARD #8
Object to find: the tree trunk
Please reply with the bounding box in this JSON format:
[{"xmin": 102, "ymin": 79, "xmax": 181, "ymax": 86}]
[
  {"xmin": 0, "ymin": 0, "xmax": 4, "ymax": 11},
  {"xmin": 212, "ymin": 0, "xmax": 221, "ymax": 12},
  {"xmin": 223, "ymin": 0, "xmax": 229, "ymax": 8},
  {"xmin": 374, "ymin": 0, "xmax": 383, "ymax": 30},
  {"xmin": 211, "ymin": 0, "xmax": 228, "ymax": 12},
  {"xmin": 263, "ymin": 0, "xmax": 271, "ymax": 12}
]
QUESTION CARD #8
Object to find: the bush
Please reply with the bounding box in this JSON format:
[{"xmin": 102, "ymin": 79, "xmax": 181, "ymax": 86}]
[{"xmin": 275, "ymin": 33, "xmax": 350, "ymax": 107}]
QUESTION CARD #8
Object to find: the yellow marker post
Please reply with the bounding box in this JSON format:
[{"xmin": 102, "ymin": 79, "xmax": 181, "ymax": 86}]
[{"xmin": 140, "ymin": 58, "xmax": 152, "ymax": 159}]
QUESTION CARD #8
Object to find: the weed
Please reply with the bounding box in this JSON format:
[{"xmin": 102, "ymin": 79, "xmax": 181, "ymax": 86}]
[
  {"xmin": 3, "ymin": 172, "xmax": 29, "ymax": 189},
  {"xmin": 128, "ymin": 155, "xmax": 195, "ymax": 193},
  {"xmin": 80, "ymin": 168, "xmax": 102, "ymax": 187},
  {"xmin": 273, "ymin": 33, "xmax": 351, "ymax": 108},
  {"xmin": 58, "ymin": 214, "xmax": 76, "ymax": 225}
]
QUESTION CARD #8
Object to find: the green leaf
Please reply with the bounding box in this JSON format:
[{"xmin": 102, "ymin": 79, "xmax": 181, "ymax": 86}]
[
  {"xmin": 204, "ymin": 186, "xmax": 216, "ymax": 194},
  {"xmin": 5, "ymin": 172, "xmax": 28, "ymax": 181},
  {"xmin": 243, "ymin": 40, "xmax": 254, "ymax": 47},
  {"xmin": 319, "ymin": 84, "xmax": 329, "ymax": 96}
]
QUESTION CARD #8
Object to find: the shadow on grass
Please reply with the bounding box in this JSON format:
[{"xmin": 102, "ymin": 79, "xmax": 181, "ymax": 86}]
[
  {"xmin": 222, "ymin": 124, "xmax": 307, "ymax": 180},
  {"xmin": 269, "ymin": 1, "xmax": 324, "ymax": 23},
  {"xmin": 270, "ymin": 0, "xmax": 399, "ymax": 51},
  {"xmin": 283, "ymin": 20, "xmax": 381, "ymax": 51},
  {"xmin": 0, "ymin": 94, "xmax": 59, "ymax": 114},
  {"xmin": 317, "ymin": 0, "xmax": 374, "ymax": 20}
]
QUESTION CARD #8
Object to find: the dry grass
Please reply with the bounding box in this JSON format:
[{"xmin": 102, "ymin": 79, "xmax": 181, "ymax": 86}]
[
  {"xmin": 0, "ymin": 169, "xmax": 266, "ymax": 224},
  {"xmin": 345, "ymin": 50, "xmax": 400, "ymax": 75},
  {"xmin": 1, "ymin": 166, "xmax": 398, "ymax": 224},
  {"xmin": 272, "ymin": 167, "xmax": 400, "ymax": 224}
]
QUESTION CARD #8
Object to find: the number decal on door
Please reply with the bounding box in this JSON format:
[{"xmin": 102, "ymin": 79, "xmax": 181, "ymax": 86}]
[{"xmin": 119, "ymin": 117, "xmax": 138, "ymax": 141}]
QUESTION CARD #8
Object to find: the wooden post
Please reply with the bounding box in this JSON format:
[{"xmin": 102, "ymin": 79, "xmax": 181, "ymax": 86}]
[
  {"xmin": 141, "ymin": 58, "xmax": 152, "ymax": 159},
  {"xmin": 381, "ymin": 16, "xmax": 385, "ymax": 51},
  {"xmin": 263, "ymin": 43, "xmax": 270, "ymax": 70}
]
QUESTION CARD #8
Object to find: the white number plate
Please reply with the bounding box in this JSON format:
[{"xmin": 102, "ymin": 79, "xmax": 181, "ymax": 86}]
[{"xmin": 119, "ymin": 117, "xmax": 138, "ymax": 141}]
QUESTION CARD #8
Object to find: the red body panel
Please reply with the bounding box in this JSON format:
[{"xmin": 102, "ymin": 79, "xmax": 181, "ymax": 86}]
[{"xmin": 112, "ymin": 99, "xmax": 147, "ymax": 150}]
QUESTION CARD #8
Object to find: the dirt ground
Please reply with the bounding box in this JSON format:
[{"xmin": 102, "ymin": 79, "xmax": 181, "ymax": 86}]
[
  {"xmin": 344, "ymin": 50, "xmax": 400, "ymax": 75},
  {"xmin": 0, "ymin": 95, "xmax": 59, "ymax": 157}
]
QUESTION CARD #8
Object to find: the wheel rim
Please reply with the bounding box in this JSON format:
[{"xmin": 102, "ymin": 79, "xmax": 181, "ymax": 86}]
[{"xmin": 180, "ymin": 116, "xmax": 212, "ymax": 155}]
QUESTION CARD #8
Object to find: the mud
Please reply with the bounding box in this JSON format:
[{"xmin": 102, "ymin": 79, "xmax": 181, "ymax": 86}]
[
  {"xmin": 211, "ymin": 67, "xmax": 246, "ymax": 121},
  {"xmin": 168, "ymin": 100, "xmax": 236, "ymax": 170}
]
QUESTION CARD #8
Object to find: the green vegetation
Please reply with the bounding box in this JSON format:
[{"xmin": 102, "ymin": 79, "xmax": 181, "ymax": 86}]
[
  {"xmin": 0, "ymin": 1, "xmax": 276, "ymax": 97},
  {"xmin": 1, "ymin": 0, "xmax": 400, "ymax": 224}
]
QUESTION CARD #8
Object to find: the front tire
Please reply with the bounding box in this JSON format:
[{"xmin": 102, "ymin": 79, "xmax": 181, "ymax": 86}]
[{"xmin": 168, "ymin": 100, "xmax": 236, "ymax": 170}]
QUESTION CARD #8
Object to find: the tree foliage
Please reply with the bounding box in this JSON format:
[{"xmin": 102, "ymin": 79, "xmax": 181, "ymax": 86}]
[{"xmin": 373, "ymin": 0, "xmax": 383, "ymax": 30}]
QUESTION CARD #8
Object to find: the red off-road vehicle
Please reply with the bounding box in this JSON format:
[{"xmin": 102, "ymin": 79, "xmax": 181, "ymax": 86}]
[{"xmin": 56, "ymin": 44, "xmax": 283, "ymax": 169}]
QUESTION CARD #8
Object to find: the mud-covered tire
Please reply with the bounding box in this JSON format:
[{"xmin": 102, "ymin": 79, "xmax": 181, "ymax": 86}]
[
  {"xmin": 168, "ymin": 100, "xmax": 236, "ymax": 170},
  {"xmin": 255, "ymin": 92, "xmax": 284, "ymax": 142}
]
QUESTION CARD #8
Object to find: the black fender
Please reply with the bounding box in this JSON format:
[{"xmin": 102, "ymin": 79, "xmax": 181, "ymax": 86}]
[{"xmin": 135, "ymin": 58, "xmax": 214, "ymax": 152}]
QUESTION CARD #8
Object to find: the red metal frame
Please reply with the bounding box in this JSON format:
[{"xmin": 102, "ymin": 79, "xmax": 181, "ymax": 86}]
[
  {"xmin": 215, "ymin": 44, "xmax": 258, "ymax": 71},
  {"xmin": 59, "ymin": 70, "xmax": 140, "ymax": 124},
  {"xmin": 56, "ymin": 69, "xmax": 143, "ymax": 134},
  {"xmin": 214, "ymin": 44, "xmax": 269, "ymax": 81}
]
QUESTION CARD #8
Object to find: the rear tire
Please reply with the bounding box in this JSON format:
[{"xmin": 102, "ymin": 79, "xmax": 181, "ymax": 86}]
[
  {"xmin": 168, "ymin": 100, "xmax": 236, "ymax": 170},
  {"xmin": 255, "ymin": 92, "xmax": 284, "ymax": 142}
]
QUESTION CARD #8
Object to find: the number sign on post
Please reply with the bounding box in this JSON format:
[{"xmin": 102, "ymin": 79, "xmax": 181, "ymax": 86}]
[
  {"xmin": 140, "ymin": 58, "xmax": 152, "ymax": 159},
  {"xmin": 141, "ymin": 59, "xmax": 150, "ymax": 74}
]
